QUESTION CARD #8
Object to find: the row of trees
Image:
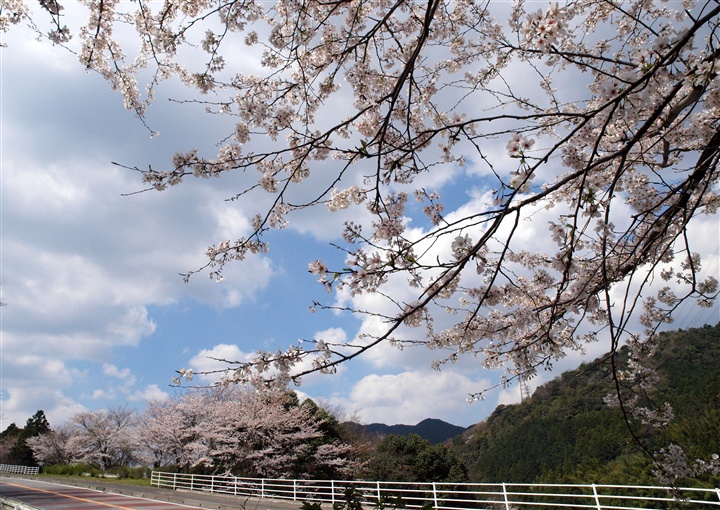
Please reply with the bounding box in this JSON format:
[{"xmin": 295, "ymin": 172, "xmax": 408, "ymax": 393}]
[
  {"xmin": 13, "ymin": 393, "xmax": 469, "ymax": 483},
  {"xmin": 5, "ymin": 326, "xmax": 717, "ymax": 485},
  {"xmin": 24, "ymin": 389, "xmax": 359, "ymax": 479}
]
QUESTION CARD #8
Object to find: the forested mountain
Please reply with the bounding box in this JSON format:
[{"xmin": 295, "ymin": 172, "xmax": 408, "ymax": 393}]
[
  {"xmin": 354, "ymin": 418, "xmax": 467, "ymax": 445},
  {"xmin": 452, "ymin": 323, "xmax": 720, "ymax": 486}
]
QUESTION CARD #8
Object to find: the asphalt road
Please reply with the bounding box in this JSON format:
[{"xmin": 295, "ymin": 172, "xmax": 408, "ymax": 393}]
[{"xmin": 0, "ymin": 476, "xmax": 307, "ymax": 510}]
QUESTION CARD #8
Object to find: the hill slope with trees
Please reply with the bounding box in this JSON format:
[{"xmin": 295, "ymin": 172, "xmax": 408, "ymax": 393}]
[
  {"xmin": 452, "ymin": 324, "xmax": 720, "ymax": 486},
  {"xmin": 351, "ymin": 419, "xmax": 467, "ymax": 445}
]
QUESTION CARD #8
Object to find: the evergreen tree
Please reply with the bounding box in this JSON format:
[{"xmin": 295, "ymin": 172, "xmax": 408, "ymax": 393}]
[
  {"xmin": 363, "ymin": 433, "xmax": 467, "ymax": 483},
  {"xmin": 5, "ymin": 410, "xmax": 52, "ymax": 466}
]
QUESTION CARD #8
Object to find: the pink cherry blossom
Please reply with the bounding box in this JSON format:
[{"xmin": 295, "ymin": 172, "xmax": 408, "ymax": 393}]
[{"xmin": 10, "ymin": 0, "xmax": 720, "ymax": 481}]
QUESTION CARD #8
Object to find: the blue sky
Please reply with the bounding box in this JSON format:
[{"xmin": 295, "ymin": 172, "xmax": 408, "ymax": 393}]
[{"xmin": 1, "ymin": 5, "xmax": 719, "ymax": 432}]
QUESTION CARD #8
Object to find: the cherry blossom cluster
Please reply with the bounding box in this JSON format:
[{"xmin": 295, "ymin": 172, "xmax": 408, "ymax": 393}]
[
  {"xmin": 172, "ymin": 368, "xmax": 194, "ymax": 384},
  {"xmin": 0, "ymin": 0, "xmax": 28, "ymax": 37},
  {"xmin": 506, "ymin": 133, "xmax": 535, "ymax": 159},
  {"xmin": 26, "ymin": 407, "xmax": 138, "ymax": 470},
  {"xmin": 10, "ymin": 0, "xmax": 720, "ymax": 480},
  {"xmin": 653, "ymin": 445, "xmax": 720, "ymax": 486},
  {"xmin": 327, "ymin": 186, "xmax": 367, "ymax": 212},
  {"xmin": 28, "ymin": 390, "xmax": 357, "ymax": 478},
  {"xmin": 415, "ymin": 189, "xmax": 445, "ymax": 226},
  {"xmin": 518, "ymin": 2, "xmax": 568, "ymax": 51}
]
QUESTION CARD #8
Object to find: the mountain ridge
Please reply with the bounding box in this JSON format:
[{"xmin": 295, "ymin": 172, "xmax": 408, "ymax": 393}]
[{"xmin": 348, "ymin": 417, "xmax": 467, "ymax": 445}]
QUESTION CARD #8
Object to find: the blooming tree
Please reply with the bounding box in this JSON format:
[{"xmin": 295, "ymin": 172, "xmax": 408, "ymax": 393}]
[
  {"xmin": 137, "ymin": 391, "xmax": 216, "ymax": 470},
  {"xmin": 65, "ymin": 406, "xmax": 139, "ymax": 470},
  {"xmin": 4, "ymin": 0, "xmax": 719, "ymax": 474},
  {"xmin": 138, "ymin": 388, "xmax": 357, "ymax": 477},
  {"xmin": 206, "ymin": 389, "xmax": 357, "ymax": 478},
  {"xmin": 26, "ymin": 426, "xmax": 73, "ymax": 467}
]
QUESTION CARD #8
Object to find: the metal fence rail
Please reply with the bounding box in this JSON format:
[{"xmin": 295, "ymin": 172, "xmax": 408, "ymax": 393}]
[
  {"xmin": 150, "ymin": 471, "xmax": 720, "ymax": 510},
  {"xmin": 0, "ymin": 464, "xmax": 40, "ymax": 476}
]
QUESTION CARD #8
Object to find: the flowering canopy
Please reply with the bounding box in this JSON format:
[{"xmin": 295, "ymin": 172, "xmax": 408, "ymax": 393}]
[{"xmin": 3, "ymin": 0, "xmax": 718, "ymax": 404}]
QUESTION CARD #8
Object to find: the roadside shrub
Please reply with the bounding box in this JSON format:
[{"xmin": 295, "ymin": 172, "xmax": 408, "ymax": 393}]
[
  {"xmin": 106, "ymin": 466, "xmax": 150, "ymax": 479},
  {"xmin": 42, "ymin": 463, "xmax": 100, "ymax": 477}
]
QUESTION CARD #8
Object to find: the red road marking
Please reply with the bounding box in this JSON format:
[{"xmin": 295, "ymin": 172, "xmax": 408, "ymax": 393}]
[
  {"xmin": 4, "ymin": 482, "xmax": 137, "ymax": 509},
  {"xmin": 1, "ymin": 481, "xmax": 203, "ymax": 509}
]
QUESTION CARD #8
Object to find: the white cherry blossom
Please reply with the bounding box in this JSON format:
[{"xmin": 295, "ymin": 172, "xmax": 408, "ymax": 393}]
[{"xmin": 9, "ymin": 0, "xmax": 720, "ymax": 481}]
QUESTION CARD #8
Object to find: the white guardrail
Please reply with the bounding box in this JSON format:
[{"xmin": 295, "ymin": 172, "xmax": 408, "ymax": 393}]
[
  {"xmin": 150, "ymin": 471, "xmax": 720, "ymax": 509},
  {"xmin": 0, "ymin": 465, "xmax": 40, "ymax": 476}
]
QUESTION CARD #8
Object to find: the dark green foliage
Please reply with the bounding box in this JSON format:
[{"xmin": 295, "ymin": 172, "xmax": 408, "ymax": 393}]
[
  {"xmin": 302, "ymin": 487, "xmax": 407, "ymax": 510},
  {"xmin": 0, "ymin": 423, "xmax": 21, "ymax": 439},
  {"xmin": 25, "ymin": 410, "xmax": 51, "ymax": 436},
  {"xmin": 41, "ymin": 463, "xmax": 101, "ymax": 477},
  {"xmin": 332, "ymin": 487, "xmax": 366, "ymax": 510},
  {"xmin": 0, "ymin": 410, "xmax": 51, "ymax": 466},
  {"xmin": 362, "ymin": 433, "xmax": 468, "ymax": 483},
  {"xmin": 301, "ymin": 502, "xmax": 324, "ymax": 510},
  {"xmin": 453, "ymin": 323, "xmax": 720, "ymax": 485}
]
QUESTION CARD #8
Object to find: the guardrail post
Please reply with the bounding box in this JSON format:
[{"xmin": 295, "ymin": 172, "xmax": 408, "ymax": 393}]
[
  {"xmin": 135, "ymin": 473, "xmax": 719, "ymax": 508},
  {"xmin": 592, "ymin": 484, "xmax": 602, "ymax": 510}
]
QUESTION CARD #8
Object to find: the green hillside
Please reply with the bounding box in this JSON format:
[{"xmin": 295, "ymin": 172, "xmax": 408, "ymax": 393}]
[{"xmin": 453, "ymin": 324, "xmax": 720, "ymax": 486}]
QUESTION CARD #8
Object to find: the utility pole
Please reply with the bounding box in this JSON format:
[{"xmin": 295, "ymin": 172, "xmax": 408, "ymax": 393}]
[{"xmin": 520, "ymin": 378, "xmax": 531, "ymax": 402}]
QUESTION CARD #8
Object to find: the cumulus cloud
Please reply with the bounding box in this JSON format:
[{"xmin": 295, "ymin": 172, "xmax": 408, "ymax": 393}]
[
  {"xmin": 1, "ymin": 22, "xmax": 279, "ymax": 425},
  {"xmin": 129, "ymin": 384, "xmax": 171, "ymax": 403},
  {"xmin": 1, "ymin": 385, "xmax": 87, "ymax": 429},
  {"xmin": 187, "ymin": 344, "xmax": 255, "ymax": 383},
  {"xmin": 333, "ymin": 370, "xmax": 494, "ymax": 426}
]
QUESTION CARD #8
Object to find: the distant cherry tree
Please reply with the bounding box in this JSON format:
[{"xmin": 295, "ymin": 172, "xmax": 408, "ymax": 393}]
[
  {"xmin": 206, "ymin": 389, "xmax": 357, "ymax": 478},
  {"xmin": 137, "ymin": 391, "xmax": 215, "ymax": 470},
  {"xmin": 65, "ymin": 406, "xmax": 138, "ymax": 470},
  {"xmin": 26, "ymin": 426, "xmax": 73, "ymax": 467},
  {"xmin": 138, "ymin": 388, "xmax": 357, "ymax": 477},
  {"xmin": 4, "ymin": 0, "xmax": 719, "ymax": 480}
]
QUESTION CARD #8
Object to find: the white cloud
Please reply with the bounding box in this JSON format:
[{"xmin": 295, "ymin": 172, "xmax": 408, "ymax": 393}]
[
  {"xmin": 0, "ymin": 32, "xmax": 279, "ymax": 423},
  {"xmin": 188, "ymin": 344, "xmax": 255, "ymax": 383},
  {"xmin": 90, "ymin": 389, "xmax": 116, "ymax": 400},
  {"xmin": 129, "ymin": 384, "xmax": 171, "ymax": 403},
  {"xmin": 336, "ymin": 370, "xmax": 494, "ymax": 426},
  {"xmin": 314, "ymin": 327, "xmax": 348, "ymax": 345},
  {"xmin": 1, "ymin": 385, "xmax": 87, "ymax": 430},
  {"xmin": 100, "ymin": 364, "xmax": 139, "ymax": 397},
  {"xmin": 103, "ymin": 363, "xmax": 134, "ymax": 380}
]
